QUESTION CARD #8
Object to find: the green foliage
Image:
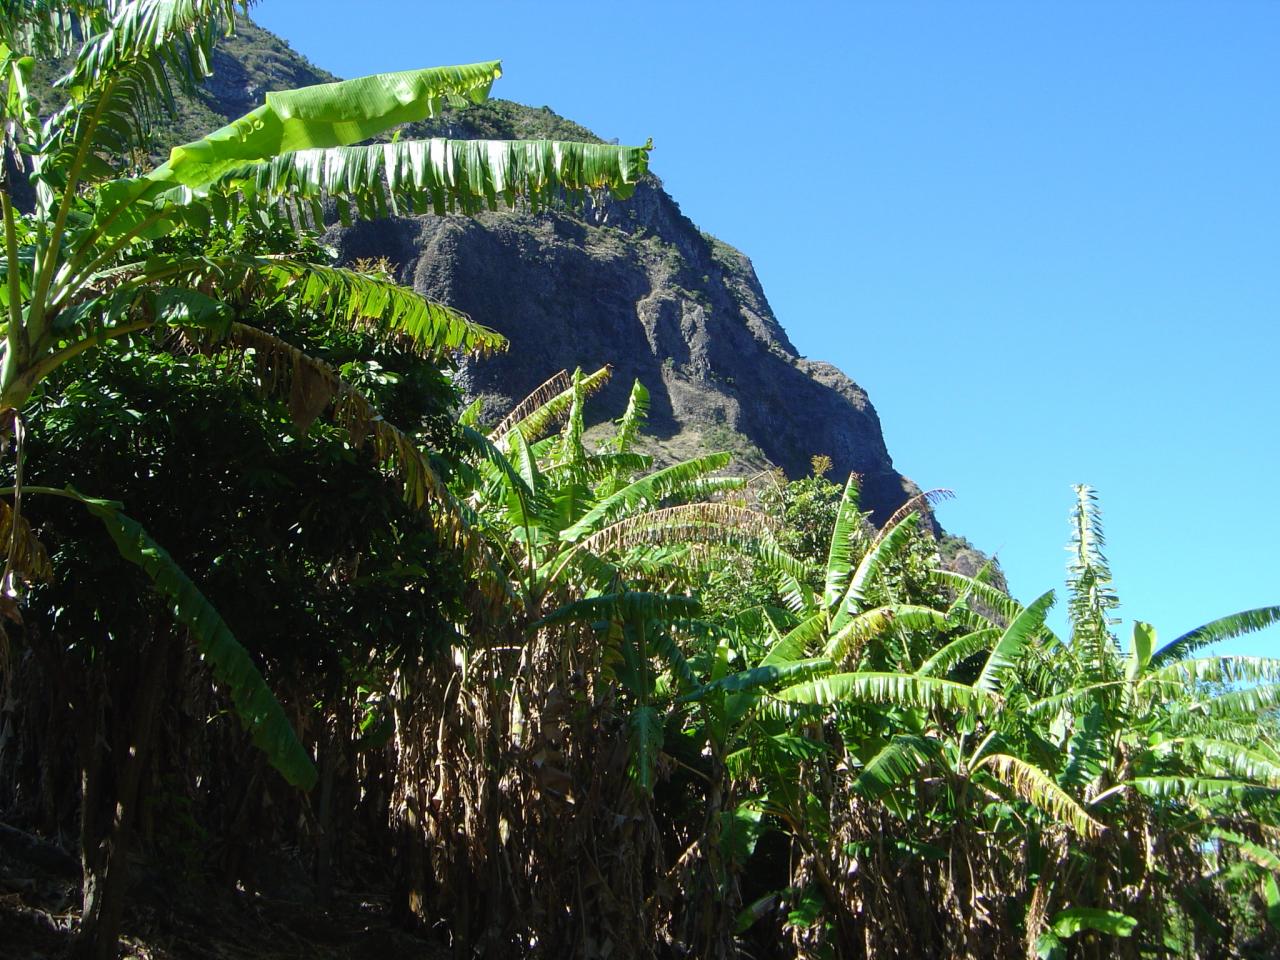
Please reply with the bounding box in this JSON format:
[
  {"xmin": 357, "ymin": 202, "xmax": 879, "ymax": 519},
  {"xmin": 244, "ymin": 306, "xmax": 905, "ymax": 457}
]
[
  {"xmin": 1038, "ymin": 908, "xmax": 1137, "ymax": 959},
  {"xmin": 76, "ymin": 489, "xmax": 316, "ymax": 789},
  {"xmin": 2, "ymin": 9, "xmax": 1277, "ymax": 959},
  {"xmin": 768, "ymin": 468, "xmax": 845, "ymax": 572}
]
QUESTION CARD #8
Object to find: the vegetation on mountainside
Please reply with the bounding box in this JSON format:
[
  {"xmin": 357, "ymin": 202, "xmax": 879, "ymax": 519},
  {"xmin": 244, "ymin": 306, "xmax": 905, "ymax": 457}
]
[
  {"xmin": 26, "ymin": 17, "xmax": 337, "ymax": 159},
  {"xmin": 1, "ymin": 5, "xmax": 1278, "ymax": 960}
]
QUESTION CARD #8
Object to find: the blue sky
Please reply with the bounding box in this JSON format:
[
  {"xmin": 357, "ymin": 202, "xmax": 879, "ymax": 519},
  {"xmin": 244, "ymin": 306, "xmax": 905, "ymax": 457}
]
[{"xmin": 253, "ymin": 0, "xmax": 1279, "ymax": 656}]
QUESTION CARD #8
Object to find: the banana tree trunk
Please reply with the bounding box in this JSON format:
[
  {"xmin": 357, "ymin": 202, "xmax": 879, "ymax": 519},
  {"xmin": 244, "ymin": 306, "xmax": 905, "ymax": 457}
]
[{"xmin": 687, "ymin": 750, "xmax": 737, "ymax": 959}]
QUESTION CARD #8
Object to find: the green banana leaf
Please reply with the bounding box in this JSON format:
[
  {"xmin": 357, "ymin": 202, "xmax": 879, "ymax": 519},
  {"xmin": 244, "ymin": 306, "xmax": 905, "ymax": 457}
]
[{"xmin": 74, "ymin": 490, "xmax": 316, "ymax": 790}]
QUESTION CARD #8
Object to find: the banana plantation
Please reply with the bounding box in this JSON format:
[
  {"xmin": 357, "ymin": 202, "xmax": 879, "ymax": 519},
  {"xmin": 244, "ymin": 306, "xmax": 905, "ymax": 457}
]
[{"xmin": 1, "ymin": 4, "xmax": 1278, "ymax": 959}]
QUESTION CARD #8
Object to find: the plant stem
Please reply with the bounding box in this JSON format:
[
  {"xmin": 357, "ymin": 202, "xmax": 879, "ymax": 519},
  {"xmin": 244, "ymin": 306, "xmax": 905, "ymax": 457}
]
[
  {"xmin": 29, "ymin": 78, "xmax": 118, "ymax": 342},
  {"xmin": 53, "ymin": 210, "xmax": 166, "ymax": 307},
  {"xmin": 1, "ymin": 186, "xmax": 23, "ymax": 341},
  {"xmin": 21, "ymin": 318, "xmax": 152, "ymax": 389}
]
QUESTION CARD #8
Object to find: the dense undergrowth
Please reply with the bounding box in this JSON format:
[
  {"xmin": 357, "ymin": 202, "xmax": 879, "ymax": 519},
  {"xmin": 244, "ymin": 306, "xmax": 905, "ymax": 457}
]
[{"xmin": 1, "ymin": 5, "xmax": 1278, "ymax": 959}]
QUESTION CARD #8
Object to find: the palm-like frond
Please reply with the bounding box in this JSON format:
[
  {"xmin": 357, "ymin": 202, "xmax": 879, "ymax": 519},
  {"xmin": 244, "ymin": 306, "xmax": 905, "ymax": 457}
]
[
  {"xmin": 628, "ymin": 704, "xmax": 664, "ymax": 796},
  {"xmin": 1113, "ymin": 776, "xmax": 1279, "ymax": 803},
  {"xmin": 460, "ymin": 426, "xmax": 543, "ymax": 545},
  {"xmin": 866, "ymin": 488, "xmax": 953, "ymax": 555},
  {"xmin": 1201, "ymin": 683, "xmax": 1280, "ymax": 720},
  {"xmin": 649, "ymin": 624, "xmax": 700, "ymax": 692},
  {"xmin": 610, "ymin": 378, "xmax": 649, "ymax": 453},
  {"xmin": 831, "ymin": 512, "xmax": 920, "ymax": 632},
  {"xmin": 60, "ymin": 0, "xmax": 239, "ymax": 100},
  {"xmin": 38, "ymin": 54, "xmax": 181, "ymax": 192},
  {"xmin": 91, "ymin": 60, "xmax": 508, "ymax": 237},
  {"xmin": 1060, "ymin": 701, "xmax": 1107, "ymax": 792},
  {"xmin": 462, "ymin": 423, "xmax": 530, "ymax": 490},
  {"xmin": 245, "ymin": 258, "xmax": 503, "ymax": 357},
  {"xmin": 1211, "ymin": 829, "xmax": 1280, "ymax": 873},
  {"xmin": 170, "ymin": 61, "xmax": 501, "ymax": 190},
  {"xmin": 916, "ymin": 627, "xmax": 1000, "ymax": 678},
  {"xmin": 726, "ymin": 733, "xmax": 828, "ymax": 779},
  {"xmin": 581, "ymin": 452, "xmax": 654, "ymax": 478},
  {"xmin": 481, "ymin": 368, "xmax": 568, "ymax": 440},
  {"xmin": 973, "ymin": 590, "xmax": 1055, "ymax": 695},
  {"xmin": 760, "ymin": 612, "xmax": 826, "ymax": 666},
  {"xmin": 235, "ymin": 136, "xmax": 652, "ymax": 224},
  {"xmin": 560, "ymin": 452, "xmax": 736, "ymax": 543},
  {"xmin": 1143, "ymin": 655, "xmax": 1280, "ymax": 690},
  {"xmin": 501, "ymin": 427, "xmax": 540, "ymax": 501},
  {"xmin": 1125, "ymin": 619, "xmax": 1157, "ymax": 682},
  {"xmin": 533, "ymin": 591, "xmax": 702, "ymax": 630},
  {"xmin": 1154, "ymin": 738, "xmax": 1280, "ymax": 787},
  {"xmin": 777, "ymin": 671, "xmax": 998, "ymax": 716},
  {"xmin": 683, "ymin": 659, "xmax": 833, "ymax": 702},
  {"xmin": 554, "ymin": 367, "xmax": 589, "ymax": 469},
  {"xmin": 1149, "ymin": 607, "xmax": 1280, "ymax": 668},
  {"xmin": 751, "ymin": 540, "xmax": 813, "ymax": 597},
  {"xmin": 776, "ymin": 571, "xmax": 816, "ymax": 616},
  {"xmin": 853, "ymin": 734, "xmax": 941, "ymax": 801},
  {"xmin": 489, "ymin": 366, "xmax": 611, "ymax": 446},
  {"xmin": 1066, "ymin": 485, "xmax": 1120, "ymax": 677},
  {"xmin": 976, "ymin": 753, "xmax": 1105, "ymax": 839},
  {"xmin": 83, "ymin": 254, "xmax": 503, "ymax": 358},
  {"xmin": 822, "ymin": 474, "xmax": 862, "ymax": 611},
  {"xmin": 569, "ymin": 502, "xmax": 774, "ymax": 558},
  {"xmin": 34, "ymin": 1, "xmax": 241, "ymax": 210},
  {"xmin": 1025, "ymin": 681, "xmax": 1125, "ymax": 721},
  {"xmin": 1047, "ymin": 908, "xmax": 1138, "ymax": 940},
  {"xmin": 932, "ymin": 568, "xmax": 1025, "ymax": 628},
  {"xmin": 823, "ymin": 604, "xmax": 949, "ymax": 664},
  {"xmin": 0, "ymin": 1, "xmax": 103, "ymax": 57}
]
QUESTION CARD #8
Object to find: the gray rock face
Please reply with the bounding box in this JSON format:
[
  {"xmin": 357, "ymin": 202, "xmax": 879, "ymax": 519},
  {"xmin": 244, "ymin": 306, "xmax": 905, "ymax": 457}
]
[
  {"xmin": 205, "ymin": 21, "xmax": 338, "ymax": 120},
  {"xmin": 329, "ymin": 178, "xmax": 923, "ymax": 523}
]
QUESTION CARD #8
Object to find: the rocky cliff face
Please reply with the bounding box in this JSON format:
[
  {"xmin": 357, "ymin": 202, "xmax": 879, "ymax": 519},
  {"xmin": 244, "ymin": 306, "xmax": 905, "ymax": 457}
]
[{"xmin": 329, "ymin": 179, "xmax": 923, "ymax": 521}]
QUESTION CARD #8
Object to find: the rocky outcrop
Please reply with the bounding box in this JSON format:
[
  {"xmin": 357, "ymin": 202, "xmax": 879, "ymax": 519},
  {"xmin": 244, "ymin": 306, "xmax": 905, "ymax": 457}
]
[{"xmin": 330, "ymin": 176, "xmax": 924, "ymax": 522}]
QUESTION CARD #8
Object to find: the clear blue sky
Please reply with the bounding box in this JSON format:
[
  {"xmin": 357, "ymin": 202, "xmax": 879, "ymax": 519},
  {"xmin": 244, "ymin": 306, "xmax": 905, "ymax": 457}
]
[{"xmin": 253, "ymin": 0, "xmax": 1279, "ymax": 657}]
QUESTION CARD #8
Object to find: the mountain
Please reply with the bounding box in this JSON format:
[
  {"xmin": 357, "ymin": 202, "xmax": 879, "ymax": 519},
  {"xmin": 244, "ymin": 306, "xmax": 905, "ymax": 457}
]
[
  {"xmin": 330, "ymin": 185, "xmax": 926, "ymax": 522},
  {"xmin": 54, "ymin": 16, "xmax": 930, "ymax": 524}
]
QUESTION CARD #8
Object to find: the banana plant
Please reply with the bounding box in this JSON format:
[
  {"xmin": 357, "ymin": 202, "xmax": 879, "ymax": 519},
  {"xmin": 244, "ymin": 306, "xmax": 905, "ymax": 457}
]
[
  {"xmin": 749, "ymin": 474, "xmax": 957, "ymax": 670},
  {"xmin": 680, "ymin": 480, "xmax": 1039, "ymax": 948},
  {"xmin": 0, "ymin": 1, "xmax": 650, "ymax": 459},
  {"xmin": 1, "ymin": 3, "xmax": 648, "ymax": 417},
  {"xmin": 938, "ymin": 486, "xmax": 1280, "ymax": 954},
  {"xmin": 714, "ymin": 483, "xmax": 1280, "ymax": 954},
  {"xmin": 0, "ymin": 0, "xmax": 652, "ymax": 775},
  {"xmin": 459, "ymin": 368, "xmax": 768, "ymax": 621}
]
